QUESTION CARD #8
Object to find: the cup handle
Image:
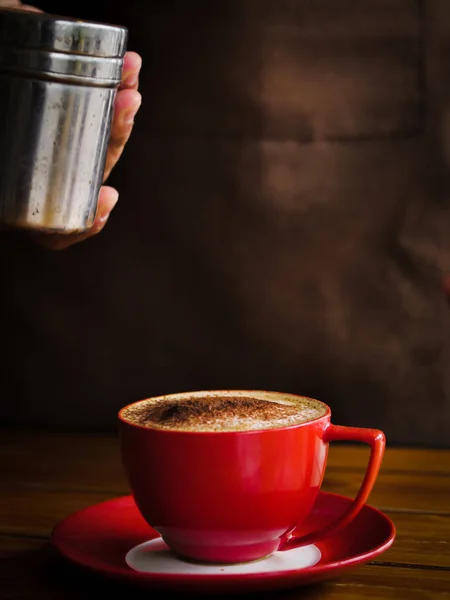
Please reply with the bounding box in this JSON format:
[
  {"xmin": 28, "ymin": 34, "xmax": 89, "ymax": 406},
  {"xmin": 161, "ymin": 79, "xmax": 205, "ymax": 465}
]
[{"xmin": 278, "ymin": 423, "xmax": 386, "ymax": 550}]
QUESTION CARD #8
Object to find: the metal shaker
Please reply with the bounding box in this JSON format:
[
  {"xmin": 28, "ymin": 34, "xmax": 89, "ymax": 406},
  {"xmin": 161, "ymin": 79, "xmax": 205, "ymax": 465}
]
[{"xmin": 0, "ymin": 8, "xmax": 127, "ymax": 233}]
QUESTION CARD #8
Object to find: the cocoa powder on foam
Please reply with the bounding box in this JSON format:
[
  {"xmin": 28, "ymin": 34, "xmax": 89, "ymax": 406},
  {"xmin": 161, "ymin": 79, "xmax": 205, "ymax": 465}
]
[{"xmin": 122, "ymin": 396, "xmax": 326, "ymax": 432}]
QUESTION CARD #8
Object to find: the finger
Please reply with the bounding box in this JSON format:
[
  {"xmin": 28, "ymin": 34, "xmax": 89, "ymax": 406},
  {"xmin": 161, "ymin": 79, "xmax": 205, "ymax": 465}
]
[
  {"xmin": 120, "ymin": 51, "xmax": 142, "ymax": 91},
  {"xmin": 102, "ymin": 52, "xmax": 142, "ymax": 181},
  {"xmin": 2, "ymin": 1, "xmax": 40, "ymax": 9},
  {"xmin": 103, "ymin": 88, "xmax": 142, "ymax": 181},
  {"xmin": 29, "ymin": 186, "xmax": 119, "ymax": 251},
  {"xmin": 20, "ymin": 5, "xmax": 43, "ymax": 11}
]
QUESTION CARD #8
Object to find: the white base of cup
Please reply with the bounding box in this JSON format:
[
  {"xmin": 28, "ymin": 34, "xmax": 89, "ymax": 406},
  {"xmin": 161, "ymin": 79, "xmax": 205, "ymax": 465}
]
[{"xmin": 125, "ymin": 537, "xmax": 321, "ymax": 575}]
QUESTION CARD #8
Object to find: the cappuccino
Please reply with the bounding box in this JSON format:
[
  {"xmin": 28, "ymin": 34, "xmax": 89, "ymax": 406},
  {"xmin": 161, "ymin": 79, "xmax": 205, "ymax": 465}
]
[{"xmin": 121, "ymin": 392, "xmax": 327, "ymax": 432}]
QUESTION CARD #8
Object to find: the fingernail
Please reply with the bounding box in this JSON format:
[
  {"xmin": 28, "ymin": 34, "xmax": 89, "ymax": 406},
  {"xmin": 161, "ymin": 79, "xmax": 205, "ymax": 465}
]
[
  {"xmin": 98, "ymin": 190, "xmax": 119, "ymax": 224},
  {"xmin": 123, "ymin": 99, "xmax": 142, "ymax": 125},
  {"xmin": 98, "ymin": 212, "xmax": 110, "ymax": 224}
]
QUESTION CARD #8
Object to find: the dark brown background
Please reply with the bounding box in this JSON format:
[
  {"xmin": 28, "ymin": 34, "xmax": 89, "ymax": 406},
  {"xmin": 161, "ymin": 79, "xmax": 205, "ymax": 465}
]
[{"xmin": 1, "ymin": 0, "xmax": 450, "ymax": 447}]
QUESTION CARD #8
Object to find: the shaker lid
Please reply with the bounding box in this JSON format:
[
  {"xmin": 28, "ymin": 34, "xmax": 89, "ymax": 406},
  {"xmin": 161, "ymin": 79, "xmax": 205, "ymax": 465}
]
[{"xmin": 0, "ymin": 8, "xmax": 128, "ymax": 58}]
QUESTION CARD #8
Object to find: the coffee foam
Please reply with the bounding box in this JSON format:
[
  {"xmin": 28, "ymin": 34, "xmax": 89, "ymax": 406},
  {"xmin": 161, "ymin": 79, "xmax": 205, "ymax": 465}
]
[{"xmin": 121, "ymin": 393, "xmax": 327, "ymax": 432}]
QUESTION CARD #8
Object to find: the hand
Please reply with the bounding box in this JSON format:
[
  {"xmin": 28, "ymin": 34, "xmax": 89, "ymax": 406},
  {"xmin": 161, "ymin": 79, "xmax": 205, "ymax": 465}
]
[
  {"xmin": 4, "ymin": 2, "xmax": 142, "ymax": 250},
  {"xmin": 33, "ymin": 51, "xmax": 142, "ymax": 250}
]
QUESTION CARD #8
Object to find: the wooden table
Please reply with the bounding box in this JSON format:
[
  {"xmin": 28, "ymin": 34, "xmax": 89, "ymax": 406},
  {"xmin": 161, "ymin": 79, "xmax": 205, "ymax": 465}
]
[{"xmin": 1, "ymin": 430, "xmax": 449, "ymax": 599}]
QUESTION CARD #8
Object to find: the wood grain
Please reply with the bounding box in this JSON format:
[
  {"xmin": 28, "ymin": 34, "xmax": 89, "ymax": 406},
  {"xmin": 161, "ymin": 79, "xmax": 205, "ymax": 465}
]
[
  {"xmin": 1, "ymin": 431, "xmax": 449, "ymax": 496},
  {"xmin": 0, "ymin": 431, "xmax": 449, "ymax": 598},
  {"xmin": 322, "ymin": 471, "xmax": 450, "ymax": 513},
  {"xmin": 1, "ymin": 433, "xmax": 450, "ymax": 574},
  {"xmin": 375, "ymin": 511, "xmax": 450, "ymax": 567},
  {"xmin": 1, "ymin": 468, "xmax": 448, "ymax": 515},
  {"xmin": 1, "ymin": 536, "xmax": 449, "ymax": 600},
  {"xmin": 2, "ymin": 488, "xmax": 449, "ymax": 568}
]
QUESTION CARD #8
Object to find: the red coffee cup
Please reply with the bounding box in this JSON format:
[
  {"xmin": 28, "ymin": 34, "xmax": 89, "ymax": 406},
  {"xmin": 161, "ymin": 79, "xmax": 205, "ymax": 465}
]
[{"xmin": 118, "ymin": 390, "xmax": 385, "ymax": 564}]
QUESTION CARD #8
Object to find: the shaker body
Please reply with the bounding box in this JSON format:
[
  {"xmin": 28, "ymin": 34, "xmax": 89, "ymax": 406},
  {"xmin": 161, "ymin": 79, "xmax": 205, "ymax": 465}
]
[
  {"xmin": 0, "ymin": 8, "xmax": 127, "ymax": 234},
  {"xmin": 0, "ymin": 74, "xmax": 115, "ymax": 233}
]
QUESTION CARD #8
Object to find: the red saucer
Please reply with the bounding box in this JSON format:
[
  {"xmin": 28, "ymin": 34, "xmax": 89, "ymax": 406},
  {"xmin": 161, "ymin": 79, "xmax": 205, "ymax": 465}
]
[{"xmin": 51, "ymin": 492, "xmax": 396, "ymax": 593}]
